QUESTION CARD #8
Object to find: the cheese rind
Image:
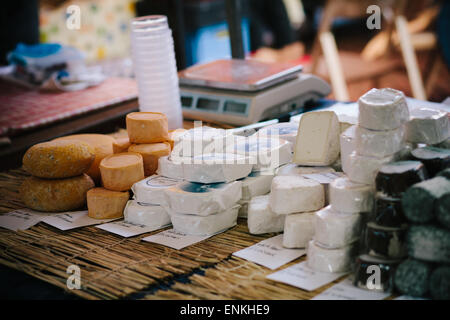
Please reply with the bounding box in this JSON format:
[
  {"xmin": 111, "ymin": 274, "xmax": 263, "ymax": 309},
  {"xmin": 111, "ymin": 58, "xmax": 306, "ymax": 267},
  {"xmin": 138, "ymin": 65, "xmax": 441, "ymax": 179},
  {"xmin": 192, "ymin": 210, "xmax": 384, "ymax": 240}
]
[
  {"xmin": 293, "ymin": 111, "xmax": 340, "ymax": 166},
  {"xmin": 126, "ymin": 112, "xmax": 169, "ymax": 144},
  {"xmin": 163, "ymin": 180, "xmax": 242, "ymax": 216},
  {"xmin": 269, "ymin": 175, "xmax": 324, "ymax": 215},
  {"xmin": 257, "ymin": 122, "xmax": 298, "ymax": 144},
  {"xmin": 124, "ymin": 200, "xmax": 171, "ymax": 228},
  {"xmin": 406, "ymin": 225, "xmax": 450, "ymax": 263},
  {"xmin": 329, "ymin": 177, "xmax": 374, "ymax": 213},
  {"xmin": 247, "ymin": 195, "xmax": 286, "ymax": 234},
  {"xmin": 112, "ymin": 136, "xmax": 131, "ymax": 154},
  {"xmin": 99, "ymin": 152, "xmax": 145, "ymax": 191},
  {"xmin": 346, "ymin": 151, "xmax": 396, "ymax": 185},
  {"xmin": 375, "ymin": 193, "xmax": 408, "ymax": 228},
  {"xmin": 283, "ymin": 212, "xmax": 315, "ymax": 248},
  {"xmin": 53, "ymin": 134, "xmax": 116, "ymax": 182},
  {"xmin": 172, "ymin": 126, "xmax": 227, "ymax": 157},
  {"xmin": 23, "ymin": 140, "xmax": 95, "ymax": 179},
  {"xmin": 240, "ymin": 171, "xmax": 274, "ymax": 200},
  {"xmin": 157, "ymin": 156, "xmax": 185, "ymax": 180},
  {"xmin": 276, "ymin": 163, "xmax": 335, "ymax": 176},
  {"xmin": 314, "ymin": 205, "xmax": 362, "ymax": 248},
  {"xmin": 167, "ymin": 128, "xmax": 187, "ymax": 150},
  {"xmin": 131, "ymin": 175, "xmax": 180, "ymax": 205},
  {"xmin": 340, "ymin": 125, "xmax": 356, "ymax": 174},
  {"xmin": 411, "ymin": 146, "xmax": 450, "ymax": 177},
  {"xmin": 355, "ymin": 125, "xmax": 405, "ymax": 157},
  {"xmin": 365, "ymin": 222, "xmax": 408, "ymax": 259},
  {"xmin": 20, "ymin": 174, "xmax": 95, "ymax": 212},
  {"xmin": 406, "ymin": 108, "xmax": 450, "ymax": 144},
  {"xmin": 307, "ymin": 240, "xmax": 358, "ymax": 273},
  {"xmin": 237, "ymin": 199, "xmax": 249, "ymax": 218},
  {"xmin": 128, "ymin": 142, "xmax": 171, "ymax": 176},
  {"xmin": 169, "ymin": 205, "xmax": 239, "ymax": 236},
  {"xmin": 358, "ymin": 88, "xmax": 409, "ymax": 130},
  {"xmin": 87, "ymin": 187, "xmax": 129, "ymax": 219}
]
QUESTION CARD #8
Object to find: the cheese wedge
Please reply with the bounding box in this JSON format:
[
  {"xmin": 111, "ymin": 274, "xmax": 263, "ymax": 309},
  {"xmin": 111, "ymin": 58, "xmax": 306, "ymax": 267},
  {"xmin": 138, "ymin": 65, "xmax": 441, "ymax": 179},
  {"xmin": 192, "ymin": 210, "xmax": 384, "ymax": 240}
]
[{"xmin": 99, "ymin": 152, "xmax": 144, "ymax": 191}]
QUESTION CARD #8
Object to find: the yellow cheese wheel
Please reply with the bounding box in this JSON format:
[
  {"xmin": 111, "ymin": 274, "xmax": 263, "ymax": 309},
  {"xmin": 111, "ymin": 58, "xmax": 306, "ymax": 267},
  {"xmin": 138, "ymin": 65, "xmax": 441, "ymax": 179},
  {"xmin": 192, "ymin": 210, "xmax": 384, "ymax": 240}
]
[
  {"xmin": 20, "ymin": 174, "xmax": 95, "ymax": 212},
  {"xmin": 113, "ymin": 136, "xmax": 131, "ymax": 154},
  {"xmin": 128, "ymin": 142, "xmax": 171, "ymax": 176},
  {"xmin": 87, "ymin": 188, "xmax": 129, "ymax": 219},
  {"xmin": 22, "ymin": 140, "xmax": 95, "ymax": 179},
  {"xmin": 167, "ymin": 128, "xmax": 187, "ymax": 150},
  {"xmin": 126, "ymin": 112, "xmax": 169, "ymax": 144},
  {"xmin": 99, "ymin": 152, "xmax": 144, "ymax": 191},
  {"xmin": 54, "ymin": 134, "xmax": 115, "ymax": 182}
]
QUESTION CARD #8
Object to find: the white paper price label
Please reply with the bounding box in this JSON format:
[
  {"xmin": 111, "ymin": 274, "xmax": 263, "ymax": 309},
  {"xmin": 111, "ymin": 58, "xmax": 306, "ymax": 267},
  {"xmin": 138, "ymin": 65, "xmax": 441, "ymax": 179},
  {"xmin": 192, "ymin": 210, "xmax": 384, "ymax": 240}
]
[
  {"xmin": 41, "ymin": 211, "xmax": 117, "ymax": 231},
  {"xmin": 0, "ymin": 208, "xmax": 49, "ymax": 231},
  {"xmin": 97, "ymin": 220, "xmax": 170, "ymax": 238},
  {"xmin": 142, "ymin": 228, "xmax": 213, "ymax": 250},
  {"xmin": 312, "ymin": 277, "xmax": 392, "ymax": 300}
]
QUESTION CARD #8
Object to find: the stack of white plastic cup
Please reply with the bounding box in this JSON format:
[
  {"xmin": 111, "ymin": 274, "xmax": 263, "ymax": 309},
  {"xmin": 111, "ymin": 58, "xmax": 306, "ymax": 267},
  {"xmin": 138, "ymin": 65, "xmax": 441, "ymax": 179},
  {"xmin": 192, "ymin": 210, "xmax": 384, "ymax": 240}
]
[{"xmin": 130, "ymin": 15, "xmax": 183, "ymax": 129}]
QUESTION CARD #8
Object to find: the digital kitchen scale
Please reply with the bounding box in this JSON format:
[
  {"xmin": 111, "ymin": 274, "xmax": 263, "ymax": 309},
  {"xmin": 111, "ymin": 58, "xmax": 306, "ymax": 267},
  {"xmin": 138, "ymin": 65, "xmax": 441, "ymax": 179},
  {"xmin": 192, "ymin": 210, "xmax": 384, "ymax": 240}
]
[{"xmin": 178, "ymin": 59, "xmax": 331, "ymax": 126}]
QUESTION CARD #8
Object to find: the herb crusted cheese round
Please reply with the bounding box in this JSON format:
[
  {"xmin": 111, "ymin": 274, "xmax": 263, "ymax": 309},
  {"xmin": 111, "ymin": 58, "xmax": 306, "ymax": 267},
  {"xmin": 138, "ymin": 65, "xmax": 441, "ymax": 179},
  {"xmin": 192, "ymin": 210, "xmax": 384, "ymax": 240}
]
[{"xmin": 23, "ymin": 140, "xmax": 95, "ymax": 179}]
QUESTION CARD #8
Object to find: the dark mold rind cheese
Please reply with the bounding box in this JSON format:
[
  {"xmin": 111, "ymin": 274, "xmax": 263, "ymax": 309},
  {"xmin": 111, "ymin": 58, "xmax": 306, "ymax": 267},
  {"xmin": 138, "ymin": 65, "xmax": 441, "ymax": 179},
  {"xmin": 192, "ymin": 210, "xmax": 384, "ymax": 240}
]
[
  {"xmin": 402, "ymin": 177, "xmax": 450, "ymax": 224},
  {"xmin": 436, "ymin": 168, "xmax": 450, "ymax": 180},
  {"xmin": 411, "ymin": 146, "xmax": 450, "ymax": 177},
  {"xmin": 22, "ymin": 140, "xmax": 95, "ymax": 179},
  {"xmin": 436, "ymin": 193, "xmax": 450, "ymax": 229},
  {"xmin": 20, "ymin": 174, "xmax": 95, "ymax": 212},
  {"xmin": 407, "ymin": 225, "xmax": 450, "ymax": 263},
  {"xmin": 429, "ymin": 266, "xmax": 450, "ymax": 300},
  {"xmin": 353, "ymin": 254, "xmax": 401, "ymax": 292},
  {"xmin": 364, "ymin": 222, "xmax": 408, "ymax": 259},
  {"xmin": 375, "ymin": 161, "xmax": 428, "ymax": 198},
  {"xmin": 375, "ymin": 193, "xmax": 408, "ymax": 228},
  {"xmin": 394, "ymin": 259, "xmax": 432, "ymax": 298}
]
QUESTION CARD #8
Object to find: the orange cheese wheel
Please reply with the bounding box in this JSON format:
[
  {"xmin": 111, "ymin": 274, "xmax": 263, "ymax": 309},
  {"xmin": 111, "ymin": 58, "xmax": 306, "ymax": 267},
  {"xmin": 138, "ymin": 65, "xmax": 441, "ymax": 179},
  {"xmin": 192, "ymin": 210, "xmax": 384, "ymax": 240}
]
[
  {"xmin": 167, "ymin": 128, "xmax": 187, "ymax": 150},
  {"xmin": 99, "ymin": 152, "xmax": 144, "ymax": 191},
  {"xmin": 54, "ymin": 134, "xmax": 115, "ymax": 183},
  {"xmin": 113, "ymin": 136, "xmax": 131, "ymax": 154},
  {"xmin": 87, "ymin": 187, "xmax": 129, "ymax": 219},
  {"xmin": 126, "ymin": 112, "xmax": 169, "ymax": 144},
  {"xmin": 128, "ymin": 142, "xmax": 171, "ymax": 176}
]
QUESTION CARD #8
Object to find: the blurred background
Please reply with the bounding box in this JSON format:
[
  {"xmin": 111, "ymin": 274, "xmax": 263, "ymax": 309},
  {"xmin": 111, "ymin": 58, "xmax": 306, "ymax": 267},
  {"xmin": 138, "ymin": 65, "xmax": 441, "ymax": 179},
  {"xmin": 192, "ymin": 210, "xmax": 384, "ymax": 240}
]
[{"xmin": 1, "ymin": 0, "xmax": 449, "ymax": 101}]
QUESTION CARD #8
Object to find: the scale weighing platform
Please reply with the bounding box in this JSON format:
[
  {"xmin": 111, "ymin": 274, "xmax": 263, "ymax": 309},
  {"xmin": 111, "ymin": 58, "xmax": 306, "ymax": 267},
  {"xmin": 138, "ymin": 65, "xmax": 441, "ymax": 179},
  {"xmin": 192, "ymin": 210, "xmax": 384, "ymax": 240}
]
[{"xmin": 178, "ymin": 59, "xmax": 331, "ymax": 126}]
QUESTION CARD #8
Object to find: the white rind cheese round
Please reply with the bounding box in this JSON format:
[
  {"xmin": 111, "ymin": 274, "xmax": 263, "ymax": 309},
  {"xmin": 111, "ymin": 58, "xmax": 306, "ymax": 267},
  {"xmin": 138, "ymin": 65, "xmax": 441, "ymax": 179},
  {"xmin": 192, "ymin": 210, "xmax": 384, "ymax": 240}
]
[
  {"xmin": 329, "ymin": 177, "xmax": 375, "ymax": 213},
  {"xmin": 163, "ymin": 180, "xmax": 242, "ymax": 216},
  {"xmin": 346, "ymin": 151, "xmax": 396, "ymax": 185},
  {"xmin": 181, "ymin": 153, "xmax": 253, "ymax": 183},
  {"xmin": 169, "ymin": 205, "xmax": 239, "ymax": 236},
  {"xmin": 171, "ymin": 126, "xmax": 227, "ymax": 157},
  {"xmin": 124, "ymin": 200, "xmax": 171, "ymax": 229},
  {"xmin": 237, "ymin": 199, "xmax": 249, "ymax": 218},
  {"xmin": 131, "ymin": 175, "xmax": 180, "ymax": 205},
  {"xmin": 240, "ymin": 171, "xmax": 274, "ymax": 200},
  {"xmin": 406, "ymin": 108, "xmax": 450, "ymax": 145},
  {"xmin": 157, "ymin": 156, "xmax": 185, "ymax": 180},
  {"xmin": 314, "ymin": 205, "xmax": 362, "ymax": 248},
  {"xmin": 307, "ymin": 240, "xmax": 358, "ymax": 273},
  {"xmin": 276, "ymin": 163, "xmax": 335, "ymax": 176},
  {"xmin": 355, "ymin": 125, "xmax": 405, "ymax": 157},
  {"xmin": 247, "ymin": 195, "xmax": 286, "ymax": 234},
  {"xmin": 358, "ymin": 88, "xmax": 410, "ymax": 130},
  {"xmin": 283, "ymin": 212, "xmax": 315, "ymax": 248},
  {"xmin": 340, "ymin": 125, "xmax": 357, "ymax": 174},
  {"xmin": 269, "ymin": 175, "xmax": 324, "ymax": 215},
  {"xmin": 256, "ymin": 122, "xmax": 299, "ymax": 144}
]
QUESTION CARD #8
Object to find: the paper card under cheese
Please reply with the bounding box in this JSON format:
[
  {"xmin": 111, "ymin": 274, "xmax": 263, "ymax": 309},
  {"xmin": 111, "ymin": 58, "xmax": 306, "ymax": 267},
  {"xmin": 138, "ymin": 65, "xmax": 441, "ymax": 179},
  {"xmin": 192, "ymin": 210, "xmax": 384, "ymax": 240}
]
[
  {"xmin": 266, "ymin": 261, "xmax": 347, "ymax": 291},
  {"xmin": 394, "ymin": 295, "xmax": 429, "ymax": 300},
  {"xmin": 96, "ymin": 220, "xmax": 170, "ymax": 238},
  {"xmin": 42, "ymin": 210, "xmax": 118, "ymax": 231},
  {"xmin": 311, "ymin": 277, "xmax": 391, "ymax": 300},
  {"xmin": 142, "ymin": 228, "xmax": 213, "ymax": 250},
  {"xmin": 232, "ymin": 234, "xmax": 306, "ymax": 270},
  {"xmin": 0, "ymin": 208, "xmax": 49, "ymax": 231}
]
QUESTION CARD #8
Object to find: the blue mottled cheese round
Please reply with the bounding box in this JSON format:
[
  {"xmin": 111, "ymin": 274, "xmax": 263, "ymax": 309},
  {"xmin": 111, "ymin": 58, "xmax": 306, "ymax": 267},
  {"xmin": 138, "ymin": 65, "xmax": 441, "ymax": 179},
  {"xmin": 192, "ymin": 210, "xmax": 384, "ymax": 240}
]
[
  {"xmin": 407, "ymin": 225, "xmax": 450, "ymax": 263},
  {"xmin": 163, "ymin": 180, "xmax": 242, "ymax": 216},
  {"xmin": 406, "ymin": 108, "xmax": 450, "ymax": 144},
  {"xmin": 293, "ymin": 111, "xmax": 340, "ymax": 166},
  {"xmin": 232, "ymin": 136, "xmax": 292, "ymax": 172},
  {"xmin": 394, "ymin": 259, "xmax": 432, "ymax": 298},
  {"xmin": 340, "ymin": 125, "xmax": 356, "ymax": 174},
  {"xmin": 240, "ymin": 171, "xmax": 274, "ymax": 200},
  {"xmin": 346, "ymin": 151, "xmax": 396, "ymax": 185},
  {"xmin": 307, "ymin": 240, "xmax": 358, "ymax": 273},
  {"xmin": 283, "ymin": 212, "xmax": 315, "ymax": 248},
  {"xmin": 269, "ymin": 175, "xmax": 324, "ymax": 215},
  {"xmin": 257, "ymin": 122, "xmax": 299, "ymax": 144},
  {"xmin": 429, "ymin": 266, "xmax": 450, "ymax": 300},
  {"xmin": 123, "ymin": 200, "xmax": 171, "ymax": 229},
  {"xmin": 314, "ymin": 205, "xmax": 362, "ymax": 248},
  {"xmin": 247, "ymin": 195, "xmax": 286, "ymax": 234},
  {"xmin": 329, "ymin": 177, "xmax": 374, "ymax": 213},
  {"xmin": 171, "ymin": 126, "xmax": 227, "ymax": 157},
  {"xmin": 358, "ymin": 88, "xmax": 409, "ymax": 130},
  {"xmin": 182, "ymin": 153, "xmax": 253, "ymax": 183},
  {"xmin": 157, "ymin": 156, "xmax": 185, "ymax": 180},
  {"xmin": 169, "ymin": 205, "xmax": 239, "ymax": 236},
  {"xmin": 131, "ymin": 175, "xmax": 180, "ymax": 205},
  {"xmin": 276, "ymin": 163, "xmax": 335, "ymax": 176},
  {"xmin": 355, "ymin": 125, "xmax": 405, "ymax": 157}
]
